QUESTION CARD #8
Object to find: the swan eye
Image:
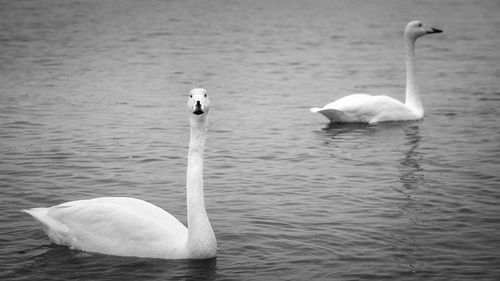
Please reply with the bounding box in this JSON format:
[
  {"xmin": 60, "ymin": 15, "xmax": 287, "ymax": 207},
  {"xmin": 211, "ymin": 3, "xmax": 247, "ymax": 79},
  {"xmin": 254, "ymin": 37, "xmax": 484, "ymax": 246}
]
[
  {"xmin": 204, "ymin": 94, "xmax": 207, "ymax": 97},
  {"xmin": 190, "ymin": 95, "xmax": 192, "ymax": 98}
]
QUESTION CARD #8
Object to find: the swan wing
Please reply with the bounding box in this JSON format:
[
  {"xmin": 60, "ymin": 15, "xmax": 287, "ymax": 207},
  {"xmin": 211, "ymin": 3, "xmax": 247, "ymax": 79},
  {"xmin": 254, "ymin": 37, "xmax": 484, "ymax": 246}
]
[
  {"xmin": 24, "ymin": 197, "xmax": 188, "ymax": 258},
  {"xmin": 365, "ymin": 96, "xmax": 418, "ymax": 122}
]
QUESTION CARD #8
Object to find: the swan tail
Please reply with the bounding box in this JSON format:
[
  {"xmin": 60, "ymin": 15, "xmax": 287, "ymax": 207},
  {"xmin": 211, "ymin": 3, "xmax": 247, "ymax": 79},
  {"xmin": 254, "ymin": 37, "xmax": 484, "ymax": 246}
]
[
  {"xmin": 23, "ymin": 208, "xmax": 50, "ymax": 227},
  {"xmin": 310, "ymin": 107, "xmax": 323, "ymax": 113},
  {"xmin": 23, "ymin": 208, "xmax": 74, "ymax": 246},
  {"xmin": 312, "ymin": 108, "xmax": 354, "ymax": 123}
]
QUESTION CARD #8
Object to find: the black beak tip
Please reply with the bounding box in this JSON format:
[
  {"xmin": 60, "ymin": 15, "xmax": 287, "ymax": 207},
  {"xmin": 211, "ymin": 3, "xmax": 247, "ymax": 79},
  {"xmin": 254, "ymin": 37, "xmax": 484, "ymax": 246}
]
[
  {"xmin": 193, "ymin": 100, "xmax": 204, "ymax": 115},
  {"xmin": 431, "ymin": 28, "xmax": 443, "ymax": 34}
]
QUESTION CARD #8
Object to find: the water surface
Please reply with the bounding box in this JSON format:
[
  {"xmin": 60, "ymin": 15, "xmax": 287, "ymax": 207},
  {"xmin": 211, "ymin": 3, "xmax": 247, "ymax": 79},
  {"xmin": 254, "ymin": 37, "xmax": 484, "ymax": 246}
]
[{"xmin": 1, "ymin": 0, "xmax": 499, "ymax": 280}]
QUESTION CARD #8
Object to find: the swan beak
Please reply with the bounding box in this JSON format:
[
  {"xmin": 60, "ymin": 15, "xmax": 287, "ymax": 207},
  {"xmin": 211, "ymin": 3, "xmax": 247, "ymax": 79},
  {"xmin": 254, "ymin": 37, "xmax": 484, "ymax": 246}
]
[
  {"xmin": 193, "ymin": 101, "xmax": 204, "ymax": 115},
  {"xmin": 428, "ymin": 27, "xmax": 443, "ymax": 34}
]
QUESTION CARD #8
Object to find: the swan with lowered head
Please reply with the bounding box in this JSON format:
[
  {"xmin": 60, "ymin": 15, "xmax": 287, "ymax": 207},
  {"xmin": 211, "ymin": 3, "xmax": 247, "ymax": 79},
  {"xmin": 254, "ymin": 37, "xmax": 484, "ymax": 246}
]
[
  {"xmin": 24, "ymin": 88, "xmax": 216, "ymax": 259},
  {"xmin": 311, "ymin": 21, "xmax": 442, "ymax": 124}
]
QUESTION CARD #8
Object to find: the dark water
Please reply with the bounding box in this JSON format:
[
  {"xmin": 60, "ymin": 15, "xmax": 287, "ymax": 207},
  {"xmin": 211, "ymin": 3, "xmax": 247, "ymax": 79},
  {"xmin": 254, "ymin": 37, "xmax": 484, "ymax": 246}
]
[{"xmin": 1, "ymin": 0, "xmax": 499, "ymax": 280}]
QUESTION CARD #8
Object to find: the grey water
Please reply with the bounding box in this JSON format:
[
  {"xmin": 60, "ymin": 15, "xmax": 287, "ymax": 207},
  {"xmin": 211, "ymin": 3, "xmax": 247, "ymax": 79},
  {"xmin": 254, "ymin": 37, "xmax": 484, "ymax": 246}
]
[{"xmin": 1, "ymin": 0, "xmax": 499, "ymax": 280}]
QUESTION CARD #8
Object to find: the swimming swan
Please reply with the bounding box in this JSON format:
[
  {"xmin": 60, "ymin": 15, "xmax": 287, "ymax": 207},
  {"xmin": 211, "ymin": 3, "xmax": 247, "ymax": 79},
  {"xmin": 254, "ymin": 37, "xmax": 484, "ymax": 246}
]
[
  {"xmin": 310, "ymin": 21, "xmax": 442, "ymax": 123},
  {"xmin": 24, "ymin": 88, "xmax": 217, "ymax": 259}
]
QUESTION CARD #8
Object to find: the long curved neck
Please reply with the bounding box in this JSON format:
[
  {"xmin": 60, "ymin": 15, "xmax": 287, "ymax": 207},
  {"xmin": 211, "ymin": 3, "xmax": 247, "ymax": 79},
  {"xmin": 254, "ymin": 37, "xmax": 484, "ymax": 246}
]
[
  {"xmin": 186, "ymin": 116, "xmax": 216, "ymax": 256},
  {"xmin": 404, "ymin": 35, "xmax": 423, "ymax": 117}
]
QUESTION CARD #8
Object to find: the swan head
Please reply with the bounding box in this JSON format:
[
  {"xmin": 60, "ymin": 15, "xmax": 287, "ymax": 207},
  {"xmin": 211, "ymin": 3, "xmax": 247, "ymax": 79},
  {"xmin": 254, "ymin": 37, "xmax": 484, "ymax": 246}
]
[
  {"xmin": 405, "ymin": 20, "xmax": 442, "ymax": 40},
  {"xmin": 188, "ymin": 88, "xmax": 210, "ymax": 117}
]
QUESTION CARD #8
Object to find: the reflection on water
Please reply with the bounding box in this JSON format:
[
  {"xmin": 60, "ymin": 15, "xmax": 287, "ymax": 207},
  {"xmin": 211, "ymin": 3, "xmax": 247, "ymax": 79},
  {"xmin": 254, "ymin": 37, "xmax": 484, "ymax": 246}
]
[
  {"xmin": 323, "ymin": 122, "xmax": 373, "ymax": 131},
  {"xmin": 17, "ymin": 244, "xmax": 217, "ymax": 281},
  {"xmin": 399, "ymin": 124, "xmax": 423, "ymax": 190},
  {"xmin": 393, "ymin": 124, "xmax": 427, "ymax": 272}
]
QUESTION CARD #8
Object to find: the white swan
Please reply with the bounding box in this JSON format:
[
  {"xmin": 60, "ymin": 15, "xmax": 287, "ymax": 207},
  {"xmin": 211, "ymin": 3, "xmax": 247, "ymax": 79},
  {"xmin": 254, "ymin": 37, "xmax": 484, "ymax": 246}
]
[
  {"xmin": 311, "ymin": 21, "xmax": 442, "ymax": 124},
  {"xmin": 24, "ymin": 88, "xmax": 217, "ymax": 259}
]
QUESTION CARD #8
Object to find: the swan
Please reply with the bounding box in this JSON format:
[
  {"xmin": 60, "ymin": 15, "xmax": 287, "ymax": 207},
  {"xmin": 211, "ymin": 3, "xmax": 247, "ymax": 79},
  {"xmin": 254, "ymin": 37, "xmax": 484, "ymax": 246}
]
[
  {"xmin": 310, "ymin": 21, "xmax": 442, "ymax": 124},
  {"xmin": 24, "ymin": 88, "xmax": 217, "ymax": 259}
]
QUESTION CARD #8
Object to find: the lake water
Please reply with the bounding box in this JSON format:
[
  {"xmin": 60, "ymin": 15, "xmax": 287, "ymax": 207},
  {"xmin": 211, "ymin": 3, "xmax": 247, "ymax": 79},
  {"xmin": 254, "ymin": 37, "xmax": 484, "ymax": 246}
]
[{"xmin": 1, "ymin": 0, "xmax": 499, "ymax": 280}]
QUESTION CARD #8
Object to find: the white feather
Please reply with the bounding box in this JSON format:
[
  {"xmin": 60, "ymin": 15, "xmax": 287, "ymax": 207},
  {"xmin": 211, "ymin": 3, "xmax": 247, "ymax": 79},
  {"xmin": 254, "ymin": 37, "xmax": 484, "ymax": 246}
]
[
  {"xmin": 24, "ymin": 88, "xmax": 216, "ymax": 259},
  {"xmin": 311, "ymin": 21, "xmax": 442, "ymax": 124}
]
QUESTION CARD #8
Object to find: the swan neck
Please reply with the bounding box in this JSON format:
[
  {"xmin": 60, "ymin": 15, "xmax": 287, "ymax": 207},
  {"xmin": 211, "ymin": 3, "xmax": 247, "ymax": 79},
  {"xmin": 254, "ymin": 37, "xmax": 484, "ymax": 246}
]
[
  {"xmin": 186, "ymin": 116, "xmax": 216, "ymax": 257},
  {"xmin": 404, "ymin": 36, "xmax": 423, "ymax": 117}
]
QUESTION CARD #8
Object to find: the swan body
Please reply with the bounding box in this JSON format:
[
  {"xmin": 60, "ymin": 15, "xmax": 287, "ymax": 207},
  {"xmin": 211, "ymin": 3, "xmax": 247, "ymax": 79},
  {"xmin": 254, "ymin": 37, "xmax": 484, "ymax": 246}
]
[
  {"xmin": 310, "ymin": 94, "xmax": 417, "ymax": 123},
  {"xmin": 311, "ymin": 21, "xmax": 442, "ymax": 124},
  {"xmin": 24, "ymin": 197, "xmax": 189, "ymax": 258},
  {"xmin": 24, "ymin": 88, "xmax": 216, "ymax": 259}
]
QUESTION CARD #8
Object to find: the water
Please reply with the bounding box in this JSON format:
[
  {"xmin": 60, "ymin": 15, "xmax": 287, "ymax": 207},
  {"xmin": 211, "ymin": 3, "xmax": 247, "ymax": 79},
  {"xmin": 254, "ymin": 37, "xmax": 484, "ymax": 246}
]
[{"xmin": 1, "ymin": 0, "xmax": 499, "ymax": 280}]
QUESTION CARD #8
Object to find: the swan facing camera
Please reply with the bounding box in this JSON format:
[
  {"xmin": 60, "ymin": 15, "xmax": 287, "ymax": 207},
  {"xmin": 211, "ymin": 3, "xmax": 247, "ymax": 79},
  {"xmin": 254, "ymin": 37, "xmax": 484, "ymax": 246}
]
[
  {"xmin": 188, "ymin": 88, "xmax": 210, "ymax": 116},
  {"xmin": 24, "ymin": 87, "xmax": 217, "ymax": 259}
]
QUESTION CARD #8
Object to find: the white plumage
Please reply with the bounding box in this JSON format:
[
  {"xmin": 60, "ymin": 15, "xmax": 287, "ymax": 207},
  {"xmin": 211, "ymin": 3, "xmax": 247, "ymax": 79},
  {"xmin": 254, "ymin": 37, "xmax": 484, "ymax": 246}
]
[
  {"xmin": 311, "ymin": 21, "xmax": 442, "ymax": 124},
  {"xmin": 24, "ymin": 88, "xmax": 216, "ymax": 259}
]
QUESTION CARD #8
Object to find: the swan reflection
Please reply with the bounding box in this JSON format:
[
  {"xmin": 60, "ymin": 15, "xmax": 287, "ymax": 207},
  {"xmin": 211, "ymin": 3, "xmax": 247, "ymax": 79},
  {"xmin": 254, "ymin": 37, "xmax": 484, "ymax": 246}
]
[{"xmin": 399, "ymin": 124, "xmax": 424, "ymax": 190}]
